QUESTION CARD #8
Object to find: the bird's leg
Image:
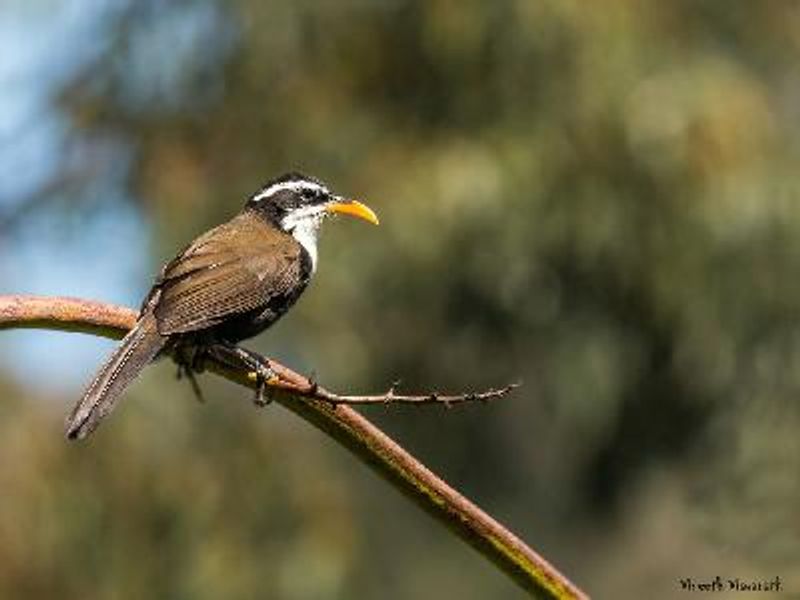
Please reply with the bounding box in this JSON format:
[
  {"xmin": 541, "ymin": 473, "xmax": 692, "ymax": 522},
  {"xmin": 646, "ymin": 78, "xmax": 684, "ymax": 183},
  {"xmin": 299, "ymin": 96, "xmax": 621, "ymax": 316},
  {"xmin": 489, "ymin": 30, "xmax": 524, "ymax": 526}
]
[
  {"xmin": 238, "ymin": 347, "xmax": 277, "ymax": 407},
  {"xmin": 210, "ymin": 344, "xmax": 278, "ymax": 407},
  {"xmin": 173, "ymin": 343, "xmax": 206, "ymax": 403}
]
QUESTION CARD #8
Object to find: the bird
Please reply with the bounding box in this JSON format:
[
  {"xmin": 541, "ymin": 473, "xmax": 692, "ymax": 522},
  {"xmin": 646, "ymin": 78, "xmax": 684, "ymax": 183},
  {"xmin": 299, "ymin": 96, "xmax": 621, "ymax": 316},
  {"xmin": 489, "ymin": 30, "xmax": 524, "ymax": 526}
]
[{"xmin": 65, "ymin": 172, "xmax": 379, "ymax": 440}]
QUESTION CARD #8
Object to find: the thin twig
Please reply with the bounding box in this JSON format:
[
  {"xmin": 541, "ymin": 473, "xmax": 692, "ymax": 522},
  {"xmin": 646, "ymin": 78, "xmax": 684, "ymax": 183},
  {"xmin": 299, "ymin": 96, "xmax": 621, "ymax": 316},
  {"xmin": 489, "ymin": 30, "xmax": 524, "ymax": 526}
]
[
  {"xmin": 0, "ymin": 295, "xmax": 588, "ymax": 600},
  {"xmin": 207, "ymin": 342, "xmax": 519, "ymax": 407},
  {"xmin": 308, "ymin": 383, "xmax": 519, "ymax": 406}
]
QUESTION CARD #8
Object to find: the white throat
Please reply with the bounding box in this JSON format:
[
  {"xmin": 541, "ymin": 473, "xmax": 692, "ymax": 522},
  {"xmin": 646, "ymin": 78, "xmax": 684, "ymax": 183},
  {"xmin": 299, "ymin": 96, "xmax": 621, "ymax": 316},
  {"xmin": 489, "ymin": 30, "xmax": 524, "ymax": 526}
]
[
  {"xmin": 281, "ymin": 207, "xmax": 325, "ymax": 273},
  {"xmin": 291, "ymin": 220, "xmax": 320, "ymax": 273}
]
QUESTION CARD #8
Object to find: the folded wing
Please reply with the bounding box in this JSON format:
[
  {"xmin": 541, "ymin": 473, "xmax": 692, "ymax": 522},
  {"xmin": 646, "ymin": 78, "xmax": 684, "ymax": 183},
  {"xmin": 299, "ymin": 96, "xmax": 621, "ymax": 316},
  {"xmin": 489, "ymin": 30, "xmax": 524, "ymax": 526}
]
[{"xmin": 153, "ymin": 215, "xmax": 308, "ymax": 335}]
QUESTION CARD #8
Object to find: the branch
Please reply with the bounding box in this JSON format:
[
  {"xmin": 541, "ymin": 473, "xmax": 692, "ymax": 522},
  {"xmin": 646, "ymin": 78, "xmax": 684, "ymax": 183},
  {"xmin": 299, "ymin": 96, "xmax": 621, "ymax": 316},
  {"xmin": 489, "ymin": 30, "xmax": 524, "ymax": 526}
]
[
  {"xmin": 314, "ymin": 383, "xmax": 521, "ymax": 406},
  {"xmin": 204, "ymin": 343, "xmax": 519, "ymax": 408},
  {"xmin": 0, "ymin": 295, "xmax": 588, "ymax": 600}
]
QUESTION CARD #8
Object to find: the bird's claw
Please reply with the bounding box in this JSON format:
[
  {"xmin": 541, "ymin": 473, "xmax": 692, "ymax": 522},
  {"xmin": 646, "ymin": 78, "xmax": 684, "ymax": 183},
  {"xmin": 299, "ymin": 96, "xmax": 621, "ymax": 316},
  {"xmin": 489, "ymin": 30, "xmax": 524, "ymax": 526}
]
[
  {"xmin": 225, "ymin": 345, "xmax": 278, "ymax": 407},
  {"xmin": 252, "ymin": 362, "xmax": 278, "ymax": 407}
]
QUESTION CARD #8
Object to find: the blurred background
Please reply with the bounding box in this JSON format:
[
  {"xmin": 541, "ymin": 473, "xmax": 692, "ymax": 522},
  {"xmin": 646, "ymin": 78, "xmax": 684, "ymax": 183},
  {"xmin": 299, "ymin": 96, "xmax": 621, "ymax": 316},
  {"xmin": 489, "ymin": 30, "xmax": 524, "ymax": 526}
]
[{"xmin": 1, "ymin": 1, "xmax": 798, "ymax": 598}]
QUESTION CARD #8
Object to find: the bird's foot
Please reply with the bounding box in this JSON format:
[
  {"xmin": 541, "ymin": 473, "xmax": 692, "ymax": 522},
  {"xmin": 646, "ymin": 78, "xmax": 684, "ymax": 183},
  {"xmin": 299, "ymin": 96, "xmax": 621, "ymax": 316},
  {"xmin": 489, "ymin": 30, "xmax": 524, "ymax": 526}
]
[
  {"xmin": 253, "ymin": 365, "xmax": 277, "ymax": 407},
  {"xmin": 225, "ymin": 346, "xmax": 279, "ymax": 407}
]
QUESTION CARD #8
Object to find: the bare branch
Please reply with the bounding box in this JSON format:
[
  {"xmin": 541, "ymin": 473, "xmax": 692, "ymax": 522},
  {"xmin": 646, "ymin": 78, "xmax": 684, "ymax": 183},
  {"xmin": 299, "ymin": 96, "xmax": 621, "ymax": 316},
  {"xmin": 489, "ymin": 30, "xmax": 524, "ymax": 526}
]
[
  {"xmin": 203, "ymin": 341, "xmax": 519, "ymax": 407},
  {"xmin": 0, "ymin": 294, "xmax": 587, "ymax": 600},
  {"xmin": 305, "ymin": 383, "xmax": 519, "ymax": 406}
]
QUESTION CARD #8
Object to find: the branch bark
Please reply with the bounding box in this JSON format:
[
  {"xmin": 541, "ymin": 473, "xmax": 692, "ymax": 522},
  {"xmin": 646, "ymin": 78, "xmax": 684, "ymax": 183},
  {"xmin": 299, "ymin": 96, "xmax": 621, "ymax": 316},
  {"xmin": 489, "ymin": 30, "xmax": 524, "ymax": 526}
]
[{"xmin": 0, "ymin": 294, "xmax": 588, "ymax": 600}]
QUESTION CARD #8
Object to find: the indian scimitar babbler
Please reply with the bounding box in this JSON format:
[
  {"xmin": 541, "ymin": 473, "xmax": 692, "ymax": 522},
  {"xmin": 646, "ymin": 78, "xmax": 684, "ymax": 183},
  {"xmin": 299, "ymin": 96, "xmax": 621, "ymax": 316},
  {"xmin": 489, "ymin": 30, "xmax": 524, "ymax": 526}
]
[{"xmin": 65, "ymin": 172, "xmax": 379, "ymax": 440}]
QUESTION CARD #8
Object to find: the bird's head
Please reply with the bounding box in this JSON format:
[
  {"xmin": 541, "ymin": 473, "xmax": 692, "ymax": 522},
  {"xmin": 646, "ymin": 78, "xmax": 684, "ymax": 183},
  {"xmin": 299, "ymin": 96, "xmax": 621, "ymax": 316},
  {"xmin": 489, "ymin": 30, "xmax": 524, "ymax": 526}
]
[{"xmin": 247, "ymin": 172, "xmax": 379, "ymax": 270}]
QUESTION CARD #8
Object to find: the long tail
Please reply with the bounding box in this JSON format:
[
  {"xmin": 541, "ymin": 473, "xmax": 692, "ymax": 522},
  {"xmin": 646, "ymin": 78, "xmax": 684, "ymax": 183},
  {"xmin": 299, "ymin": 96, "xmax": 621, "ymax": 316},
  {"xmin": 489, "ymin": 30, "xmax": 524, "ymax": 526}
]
[{"xmin": 65, "ymin": 313, "xmax": 167, "ymax": 440}]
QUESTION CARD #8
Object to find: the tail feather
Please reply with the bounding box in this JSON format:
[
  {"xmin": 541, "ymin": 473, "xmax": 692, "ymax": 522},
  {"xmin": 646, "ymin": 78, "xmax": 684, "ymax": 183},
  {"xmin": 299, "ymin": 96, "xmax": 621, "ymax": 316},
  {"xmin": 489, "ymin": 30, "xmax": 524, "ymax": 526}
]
[{"xmin": 65, "ymin": 313, "xmax": 166, "ymax": 440}]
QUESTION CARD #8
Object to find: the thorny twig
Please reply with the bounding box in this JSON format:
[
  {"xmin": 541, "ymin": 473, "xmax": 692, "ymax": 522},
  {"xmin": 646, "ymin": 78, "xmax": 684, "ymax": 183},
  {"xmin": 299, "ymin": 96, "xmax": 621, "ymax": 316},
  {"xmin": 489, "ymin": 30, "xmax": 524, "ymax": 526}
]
[
  {"xmin": 314, "ymin": 383, "xmax": 520, "ymax": 407},
  {"xmin": 207, "ymin": 341, "xmax": 518, "ymax": 408}
]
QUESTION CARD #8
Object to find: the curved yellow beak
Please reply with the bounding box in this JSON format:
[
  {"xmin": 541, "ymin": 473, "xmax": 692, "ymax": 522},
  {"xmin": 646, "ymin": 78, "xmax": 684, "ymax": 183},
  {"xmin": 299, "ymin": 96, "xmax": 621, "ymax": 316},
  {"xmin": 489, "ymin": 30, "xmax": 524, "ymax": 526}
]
[{"xmin": 326, "ymin": 199, "xmax": 380, "ymax": 225}]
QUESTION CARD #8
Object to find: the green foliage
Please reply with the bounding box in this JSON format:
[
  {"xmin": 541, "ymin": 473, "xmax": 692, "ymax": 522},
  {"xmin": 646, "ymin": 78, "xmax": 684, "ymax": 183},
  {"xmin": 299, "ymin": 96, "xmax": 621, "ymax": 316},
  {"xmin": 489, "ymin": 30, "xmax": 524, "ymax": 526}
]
[{"xmin": 2, "ymin": 1, "xmax": 799, "ymax": 597}]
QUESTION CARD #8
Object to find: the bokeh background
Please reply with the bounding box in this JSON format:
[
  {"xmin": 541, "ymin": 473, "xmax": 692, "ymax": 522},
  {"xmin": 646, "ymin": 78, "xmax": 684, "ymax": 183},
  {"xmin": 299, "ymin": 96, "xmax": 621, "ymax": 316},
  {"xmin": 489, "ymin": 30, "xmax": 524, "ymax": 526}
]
[{"xmin": 1, "ymin": 1, "xmax": 799, "ymax": 598}]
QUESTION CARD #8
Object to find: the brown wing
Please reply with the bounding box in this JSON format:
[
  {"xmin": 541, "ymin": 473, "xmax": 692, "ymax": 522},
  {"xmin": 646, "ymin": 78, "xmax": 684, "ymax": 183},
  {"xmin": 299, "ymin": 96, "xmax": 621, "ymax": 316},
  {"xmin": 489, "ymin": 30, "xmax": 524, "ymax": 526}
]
[{"xmin": 153, "ymin": 214, "xmax": 306, "ymax": 335}]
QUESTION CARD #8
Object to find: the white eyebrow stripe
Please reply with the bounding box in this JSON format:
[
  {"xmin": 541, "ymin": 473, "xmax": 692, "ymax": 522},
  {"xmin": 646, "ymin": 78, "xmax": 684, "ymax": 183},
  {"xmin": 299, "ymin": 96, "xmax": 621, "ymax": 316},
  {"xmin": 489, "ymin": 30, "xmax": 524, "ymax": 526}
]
[{"xmin": 252, "ymin": 180, "xmax": 329, "ymax": 202}]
